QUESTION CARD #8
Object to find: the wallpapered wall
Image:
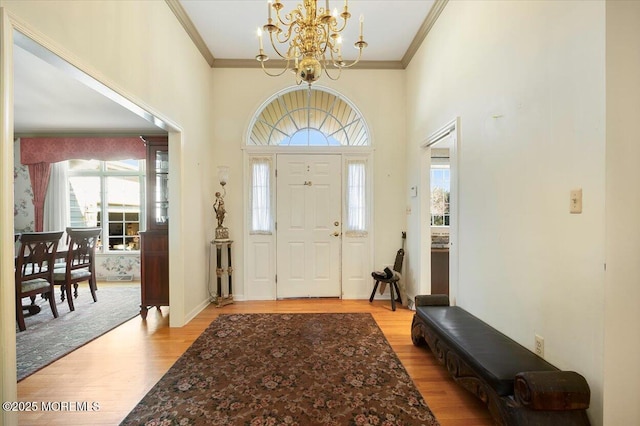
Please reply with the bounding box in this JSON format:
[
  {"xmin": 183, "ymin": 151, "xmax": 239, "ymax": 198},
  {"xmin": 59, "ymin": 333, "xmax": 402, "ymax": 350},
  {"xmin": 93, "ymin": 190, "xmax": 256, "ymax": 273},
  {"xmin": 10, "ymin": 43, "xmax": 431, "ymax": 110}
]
[
  {"xmin": 13, "ymin": 139, "xmax": 141, "ymax": 280},
  {"xmin": 13, "ymin": 144, "xmax": 33, "ymax": 233}
]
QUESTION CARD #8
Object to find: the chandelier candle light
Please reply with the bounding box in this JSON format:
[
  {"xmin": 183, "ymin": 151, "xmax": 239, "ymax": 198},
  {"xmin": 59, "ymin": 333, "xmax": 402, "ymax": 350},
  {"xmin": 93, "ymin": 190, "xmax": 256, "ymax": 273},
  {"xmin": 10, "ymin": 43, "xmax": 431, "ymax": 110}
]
[{"xmin": 256, "ymin": 0, "xmax": 367, "ymax": 85}]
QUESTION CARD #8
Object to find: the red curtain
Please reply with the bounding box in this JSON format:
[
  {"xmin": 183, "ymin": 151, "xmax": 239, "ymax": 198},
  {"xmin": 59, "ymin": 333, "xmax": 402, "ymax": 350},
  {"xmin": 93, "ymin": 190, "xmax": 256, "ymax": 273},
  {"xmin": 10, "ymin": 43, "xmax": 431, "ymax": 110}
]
[
  {"xmin": 27, "ymin": 162, "xmax": 52, "ymax": 232},
  {"xmin": 20, "ymin": 137, "xmax": 146, "ymax": 164}
]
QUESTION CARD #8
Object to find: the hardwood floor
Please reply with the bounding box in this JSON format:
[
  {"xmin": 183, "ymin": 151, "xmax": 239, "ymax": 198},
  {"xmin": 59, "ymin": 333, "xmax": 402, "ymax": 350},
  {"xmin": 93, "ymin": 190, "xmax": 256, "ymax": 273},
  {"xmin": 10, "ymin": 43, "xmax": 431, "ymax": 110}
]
[{"xmin": 17, "ymin": 295, "xmax": 492, "ymax": 425}]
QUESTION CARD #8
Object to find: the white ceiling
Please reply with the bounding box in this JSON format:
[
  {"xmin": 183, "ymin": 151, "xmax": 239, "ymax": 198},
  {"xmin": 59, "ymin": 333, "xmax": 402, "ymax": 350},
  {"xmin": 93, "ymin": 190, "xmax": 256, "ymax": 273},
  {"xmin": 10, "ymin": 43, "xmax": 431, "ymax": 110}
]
[
  {"xmin": 13, "ymin": 0, "xmax": 437, "ymax": 135},
  {"xmin": 179, "ymin": 0, "xmax": 436, "ymax": 61},
  {"xmin": 13, "ymin": 43, "xmax": 163, "ymax": 135}
]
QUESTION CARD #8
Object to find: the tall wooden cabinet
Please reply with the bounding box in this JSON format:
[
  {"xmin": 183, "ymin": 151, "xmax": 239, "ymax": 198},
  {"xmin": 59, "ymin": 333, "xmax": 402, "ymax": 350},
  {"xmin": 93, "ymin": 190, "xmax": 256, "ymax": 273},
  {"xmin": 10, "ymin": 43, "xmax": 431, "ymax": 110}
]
[{"xmin": 139, "ymin": 135, "xmax": 169, "ymax": 319}]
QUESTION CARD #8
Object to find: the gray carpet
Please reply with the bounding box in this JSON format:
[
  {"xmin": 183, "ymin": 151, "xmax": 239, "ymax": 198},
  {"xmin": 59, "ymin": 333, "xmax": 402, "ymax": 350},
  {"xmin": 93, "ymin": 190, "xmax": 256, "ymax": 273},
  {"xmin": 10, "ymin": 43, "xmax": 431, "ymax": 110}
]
[{"xmin": 16, "ymin": 283, "xmax": 141, "ymax": 381}]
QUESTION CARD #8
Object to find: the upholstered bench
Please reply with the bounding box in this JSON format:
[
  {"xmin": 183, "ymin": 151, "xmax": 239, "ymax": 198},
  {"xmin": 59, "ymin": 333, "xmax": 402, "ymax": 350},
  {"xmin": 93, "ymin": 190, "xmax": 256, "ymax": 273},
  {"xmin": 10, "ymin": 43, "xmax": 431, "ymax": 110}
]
[{"xmin": 411, "ymin": 295, "xmax": 591, "ymax": 425}]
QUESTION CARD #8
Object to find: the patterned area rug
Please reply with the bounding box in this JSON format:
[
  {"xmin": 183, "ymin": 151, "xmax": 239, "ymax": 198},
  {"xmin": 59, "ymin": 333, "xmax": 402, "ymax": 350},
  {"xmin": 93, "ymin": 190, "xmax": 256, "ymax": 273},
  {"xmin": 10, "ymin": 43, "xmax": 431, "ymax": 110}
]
[
  {"xmin": 121, "ymin": 313, "xmax": 440, "ymax": 426},
  {"xmin": 16, "ymin": 283, "xmax": 140, "ymax": 381}
]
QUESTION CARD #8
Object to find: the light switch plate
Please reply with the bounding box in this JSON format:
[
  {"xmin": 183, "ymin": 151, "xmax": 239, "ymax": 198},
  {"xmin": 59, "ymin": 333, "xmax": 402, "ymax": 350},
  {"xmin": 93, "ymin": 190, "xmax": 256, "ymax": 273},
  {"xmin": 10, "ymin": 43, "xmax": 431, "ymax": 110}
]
[
  {"xmin": 535, "ymin": 334, "xmax": 544, "ymax": 358},
  {"xmin": 570, "ymin": 189, "xmax": 582, "ymax": 214}
]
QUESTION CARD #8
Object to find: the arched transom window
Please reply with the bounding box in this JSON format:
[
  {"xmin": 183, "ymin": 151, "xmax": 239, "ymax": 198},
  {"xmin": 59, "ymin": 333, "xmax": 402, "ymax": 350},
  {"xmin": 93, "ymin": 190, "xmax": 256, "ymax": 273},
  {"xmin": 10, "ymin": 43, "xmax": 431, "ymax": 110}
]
[{"xmin": 248, "ymin": 87, "xmax": 369, "ymax": 146}]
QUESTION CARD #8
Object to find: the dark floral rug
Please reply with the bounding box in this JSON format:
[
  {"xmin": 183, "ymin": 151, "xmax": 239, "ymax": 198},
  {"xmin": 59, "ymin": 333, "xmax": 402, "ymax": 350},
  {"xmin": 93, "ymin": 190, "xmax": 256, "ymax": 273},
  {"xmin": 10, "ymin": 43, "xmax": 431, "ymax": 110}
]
[
  {"xmin": 16, "ymin": 283, "xmax": 140, "ymax": 381},
  {"xmin": 121, "ymin": 313, "xmax": 440, "ymax": 426}
]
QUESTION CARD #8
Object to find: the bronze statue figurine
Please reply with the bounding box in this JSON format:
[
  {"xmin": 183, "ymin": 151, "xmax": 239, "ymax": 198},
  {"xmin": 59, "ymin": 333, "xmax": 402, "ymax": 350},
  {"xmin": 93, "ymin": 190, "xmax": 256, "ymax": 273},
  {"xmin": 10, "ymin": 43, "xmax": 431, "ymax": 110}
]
[{"xmin": 213, "ymin": 191, "xmax": 229, "ymax": 240}]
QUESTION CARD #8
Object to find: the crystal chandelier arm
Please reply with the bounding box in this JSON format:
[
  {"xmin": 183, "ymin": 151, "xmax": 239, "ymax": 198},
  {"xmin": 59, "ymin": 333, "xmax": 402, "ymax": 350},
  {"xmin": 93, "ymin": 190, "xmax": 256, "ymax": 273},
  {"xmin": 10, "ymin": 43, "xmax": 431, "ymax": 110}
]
[
  {"xmin": 263, "ymin": 2, "xmax": 299, "ymax": 48},
  {"xmin": 258, "ymin": 57, "xmax": 295, "ymax": 77},
  {"xmin": 316, "ymin": 25, "xmax": 332, "ymax": 57},
  {"xmin": 323, "ymin": 64, "xmax": 343, "ymax": 81},
  {"xmin": 327, "ymin": 10, "xmax": 350, "ymax": 34},
  {"xmin": 334, "ymin": 46, "xmax": 365, "ymax": 69},
  {"xmin": 274, "ymin": 22, "xmax": 296, "ymax": 46},
  {"xmin": 274, "ymin": 5, "xmax": 302, "ymax": 33},
  {"xmin": 263, "ymin": 20, "xmax": 292, "ymax": 48},
  {"xmin": 325, "ymin": 37, "xmax": 340, "ymax": 63},
  {"xmin": 320, "ymin": 54, "xmax": 342, "ymax": 81},
  {"xmin": 267, "ymin": 30, "xmax": 293, "ymax": 60},
  {"xmin": 264, "ymin": 9, "xmax": 302, "ymax": 58}
]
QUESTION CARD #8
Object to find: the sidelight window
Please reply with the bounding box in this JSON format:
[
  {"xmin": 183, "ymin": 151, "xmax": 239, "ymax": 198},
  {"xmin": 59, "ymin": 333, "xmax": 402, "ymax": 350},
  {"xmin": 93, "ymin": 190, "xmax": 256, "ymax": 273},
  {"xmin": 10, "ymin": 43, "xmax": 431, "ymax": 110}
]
[
  {"xmin": 249, "ymin": 157, "xmax": 273, "ymax": 234},
  {"xmin": 346, "ymin": 160, "xmax": 367, "ymax": 235}
]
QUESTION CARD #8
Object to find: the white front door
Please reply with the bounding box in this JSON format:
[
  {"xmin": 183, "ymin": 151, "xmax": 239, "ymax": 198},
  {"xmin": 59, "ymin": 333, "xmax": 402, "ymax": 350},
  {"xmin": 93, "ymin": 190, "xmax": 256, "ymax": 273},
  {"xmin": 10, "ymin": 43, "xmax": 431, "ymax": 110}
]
[{"xmin": 276, "ymin": 154, "xmax": 342, "ymax": 298}]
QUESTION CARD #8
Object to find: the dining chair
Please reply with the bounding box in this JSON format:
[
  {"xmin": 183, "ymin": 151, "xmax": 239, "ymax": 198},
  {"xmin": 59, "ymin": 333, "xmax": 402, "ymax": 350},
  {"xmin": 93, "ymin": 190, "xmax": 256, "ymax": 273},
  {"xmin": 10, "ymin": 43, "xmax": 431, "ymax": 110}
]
[
  {"xmin": 53, "ymin": 228, "xmax": 101, "ymax": 311},
  {"xmin": 15, "ymin": 231, "xmax": 64, "ymax": 332},
  {"xmin": 60, "ymin": 227, "xmax": 100, "ymax": 286}
]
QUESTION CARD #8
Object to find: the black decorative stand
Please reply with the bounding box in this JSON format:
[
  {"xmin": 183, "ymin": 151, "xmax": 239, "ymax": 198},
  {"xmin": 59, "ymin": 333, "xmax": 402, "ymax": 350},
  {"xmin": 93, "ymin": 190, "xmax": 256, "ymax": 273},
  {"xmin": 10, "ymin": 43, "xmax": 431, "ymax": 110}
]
[{"xmin": 210, "ymin": 239, "xmax": 233, "ymax": 307}]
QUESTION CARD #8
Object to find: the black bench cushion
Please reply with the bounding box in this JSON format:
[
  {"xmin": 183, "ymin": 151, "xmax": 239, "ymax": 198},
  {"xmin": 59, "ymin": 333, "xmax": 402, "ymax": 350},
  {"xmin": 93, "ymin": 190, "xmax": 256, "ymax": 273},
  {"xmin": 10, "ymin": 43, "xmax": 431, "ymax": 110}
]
[{"xmin": 416, "ymin": 306, "xmax": 559, "ymax": 397}]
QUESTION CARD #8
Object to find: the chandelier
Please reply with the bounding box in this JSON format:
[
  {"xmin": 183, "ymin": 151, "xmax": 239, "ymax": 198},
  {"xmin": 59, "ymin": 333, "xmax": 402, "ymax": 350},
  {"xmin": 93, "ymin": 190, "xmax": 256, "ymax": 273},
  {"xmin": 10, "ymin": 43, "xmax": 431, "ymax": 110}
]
[{"xmin": 255, "ymin": 0, "xmax": 367, "ymax": 85}]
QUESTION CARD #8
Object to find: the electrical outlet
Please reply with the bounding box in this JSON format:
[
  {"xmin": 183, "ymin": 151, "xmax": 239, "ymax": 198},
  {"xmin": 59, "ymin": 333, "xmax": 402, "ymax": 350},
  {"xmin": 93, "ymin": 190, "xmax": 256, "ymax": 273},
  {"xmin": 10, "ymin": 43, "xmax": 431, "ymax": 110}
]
[{"xmin": 535, "ymin": 334, "xmax": 544, "ymax": 358}]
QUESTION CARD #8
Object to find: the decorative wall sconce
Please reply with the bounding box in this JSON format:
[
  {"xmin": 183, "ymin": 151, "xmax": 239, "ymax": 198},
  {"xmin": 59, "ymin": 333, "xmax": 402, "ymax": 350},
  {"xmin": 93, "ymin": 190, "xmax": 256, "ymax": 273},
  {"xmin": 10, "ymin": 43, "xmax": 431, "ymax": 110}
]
[{"xmin": 214, "ymin": 166, "xmax": 230, "ymax": 241}]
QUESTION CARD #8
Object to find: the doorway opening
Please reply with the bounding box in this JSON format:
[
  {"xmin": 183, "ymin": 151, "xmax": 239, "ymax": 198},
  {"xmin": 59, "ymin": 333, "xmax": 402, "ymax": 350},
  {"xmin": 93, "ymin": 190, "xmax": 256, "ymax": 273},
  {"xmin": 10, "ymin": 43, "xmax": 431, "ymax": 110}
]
[
  {"xmin": 429, "ymin": 147, "xmax": 451, "ymax": 296},
  {"xmin": 420, "ymin": 118, "xmax": 459, "ymax": 302}
]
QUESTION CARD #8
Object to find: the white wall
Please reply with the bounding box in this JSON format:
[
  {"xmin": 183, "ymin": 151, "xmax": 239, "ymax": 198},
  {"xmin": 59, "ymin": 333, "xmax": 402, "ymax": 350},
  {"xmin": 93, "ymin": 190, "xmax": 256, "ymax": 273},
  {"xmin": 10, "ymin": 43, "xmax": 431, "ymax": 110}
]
[
  {"xmin": 210, "ymin": 68, "xmax": 407, "ymax": 300},
  {"xmin": 0, "ymin": 1, "xmax": 214, "ymax": 419},
  {"xmin": 405, "ymin": 1, "xmax": 606, "ymax": 423},
  {"xmin": 1, "ymin": 0, "xmax": 216, "ymax": 320},
  {"xmin": 604, "ymin": 1, "xmax": 640, "ymax": 424}
]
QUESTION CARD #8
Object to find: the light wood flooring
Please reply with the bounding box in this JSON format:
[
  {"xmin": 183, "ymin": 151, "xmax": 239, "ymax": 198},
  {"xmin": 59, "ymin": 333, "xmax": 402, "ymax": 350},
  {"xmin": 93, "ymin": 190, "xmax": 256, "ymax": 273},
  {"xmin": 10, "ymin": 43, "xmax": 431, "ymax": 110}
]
[{"xmin": 17, "ymin": 287, "xmax": 492, "ymax": 425}]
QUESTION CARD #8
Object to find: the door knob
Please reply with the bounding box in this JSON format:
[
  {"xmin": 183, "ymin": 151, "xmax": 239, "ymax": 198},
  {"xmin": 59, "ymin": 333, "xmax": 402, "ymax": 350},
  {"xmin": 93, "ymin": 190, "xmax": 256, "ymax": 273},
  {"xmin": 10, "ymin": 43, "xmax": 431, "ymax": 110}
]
[{"xmin": 330, "ymin": 231, "xmax": 341, "ymax": 237}]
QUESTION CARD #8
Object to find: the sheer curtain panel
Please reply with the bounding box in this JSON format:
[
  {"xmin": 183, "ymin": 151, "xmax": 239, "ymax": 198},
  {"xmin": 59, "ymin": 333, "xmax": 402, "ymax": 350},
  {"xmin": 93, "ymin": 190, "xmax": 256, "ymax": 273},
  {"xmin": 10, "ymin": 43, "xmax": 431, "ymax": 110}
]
[
  {"xmin": 250, "ymin": 158, "xmax": 272, "ymax": 234},
  {"xmin": 346, "ymin": 160, "xmax": 367, "ymax": 235},
  {"xmin": 43, "ymin": 161, "xmax": 70, "ymax": 234}
]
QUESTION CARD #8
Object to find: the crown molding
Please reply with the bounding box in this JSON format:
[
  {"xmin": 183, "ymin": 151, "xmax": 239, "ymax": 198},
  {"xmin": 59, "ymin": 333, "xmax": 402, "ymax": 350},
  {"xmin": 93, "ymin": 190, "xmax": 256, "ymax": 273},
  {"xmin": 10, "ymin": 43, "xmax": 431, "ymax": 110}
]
[
  {"xmin": 401, "ymin": 0, "xmax": 449, "ymax": 68},
  {"xmin": 168, "ymin": 0, "xmax": 448, "ymax": 71},
  {"xmin": 212, "ymin": 58, "xmax": 404, "ymax": 70},
  {"xmin": 165, "ymin": 0, "xmax": 215, "ymax": 67},
  {"xmin": 14, "ymin": 131, "xmax": 166, "ymax": 138}
]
